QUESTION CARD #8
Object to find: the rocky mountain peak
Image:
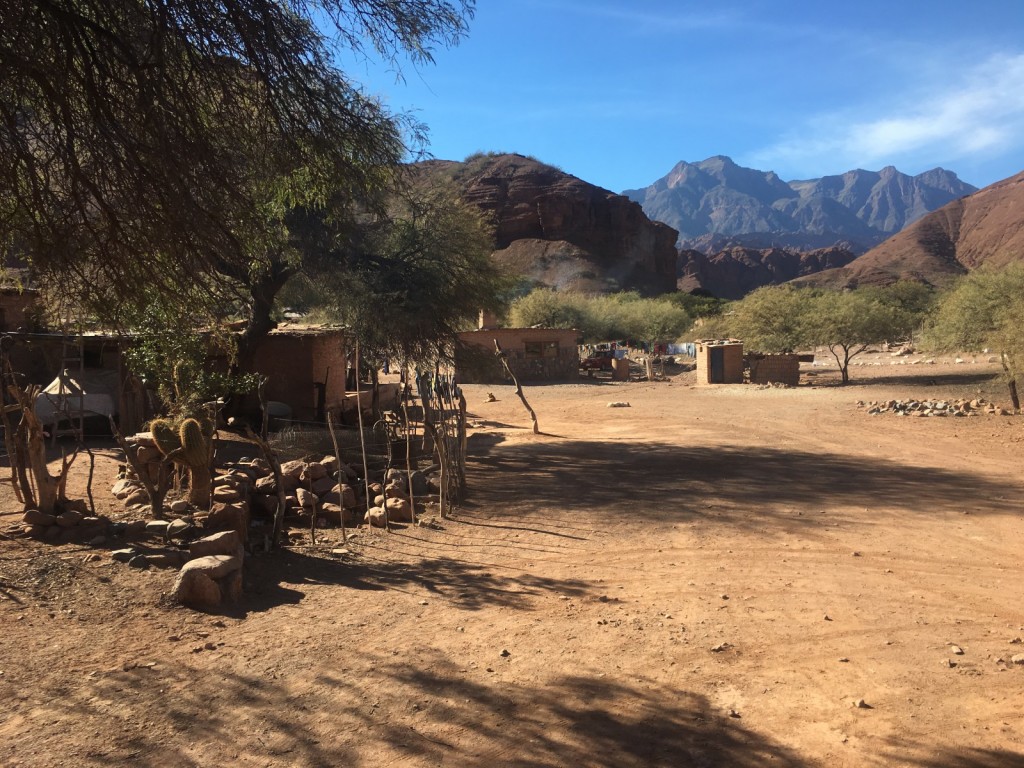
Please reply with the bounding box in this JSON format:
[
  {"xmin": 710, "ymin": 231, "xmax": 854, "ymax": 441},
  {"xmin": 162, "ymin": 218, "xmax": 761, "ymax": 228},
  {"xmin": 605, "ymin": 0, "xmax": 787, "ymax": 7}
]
[
  {"xmin": 625, "ymin": 158, "xmax": 978, "ymax": 252},
  {"xmin": 418, "ymin": 153, "xmax": 679, "ymax": 295}
]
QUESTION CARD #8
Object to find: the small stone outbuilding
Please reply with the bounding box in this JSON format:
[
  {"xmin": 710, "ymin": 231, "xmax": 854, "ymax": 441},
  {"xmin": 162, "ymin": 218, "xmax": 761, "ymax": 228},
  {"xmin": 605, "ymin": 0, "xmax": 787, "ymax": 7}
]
[
  {"xmin": 695, "ymin": 340, "xmax": 744, "ymax": 384},
  {"xmin": 246, "ymin": 325, "xmax": 346, "ymax": 421}
]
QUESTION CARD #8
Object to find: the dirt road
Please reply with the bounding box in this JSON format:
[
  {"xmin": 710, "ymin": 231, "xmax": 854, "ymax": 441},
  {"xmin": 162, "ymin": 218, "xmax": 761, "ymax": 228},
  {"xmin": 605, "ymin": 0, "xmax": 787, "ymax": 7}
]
[{"xmin": 2, "ymin": 358, "xmax": 1023, "ymax": 767}]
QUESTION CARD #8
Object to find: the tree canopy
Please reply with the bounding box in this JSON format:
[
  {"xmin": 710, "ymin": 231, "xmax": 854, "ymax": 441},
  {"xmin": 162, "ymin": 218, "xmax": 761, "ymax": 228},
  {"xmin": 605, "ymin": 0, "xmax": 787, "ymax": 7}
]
[
  {"xmin": 727, "ymin": 285, "xmax": 807, "ymax": 353},
  {"xmin": 727, "ymin": 284, "xmax": 920, "ymax": 383},
  {"xmin": 282, "ymin": 174, "xmax": 505, "ymax": 366},
  {"xmin": 925, "ymin": 264, "xmax": 1024, "ymax": 408},
  {"xmin": 508, "ymin": 289, "xmax": 690, "ymax": 344},
  {"xmin": 0, "ymin": 0, "xmax": 474, "ymax": 326}
]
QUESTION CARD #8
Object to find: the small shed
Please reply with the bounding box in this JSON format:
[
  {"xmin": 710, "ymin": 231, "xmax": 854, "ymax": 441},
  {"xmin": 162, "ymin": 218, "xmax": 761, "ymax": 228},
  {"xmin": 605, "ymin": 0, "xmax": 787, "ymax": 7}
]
[
  {"xmin": 0, "ymin": 287, "xmax": 42, "ymax": 332},
  {"xmin": 246, "ymin": 325, "xmax": 346, "ymax": 421},
  {"xmin": 456, "ymin": 327, "xmax": 581, "ymax": 384},
  {"xmin": 695, "ymin": 339, "xmax": 744, "ymax": 384},
  {"xmin": 748, "ymin": 353, "xmax": 801, "ymax": 386}
]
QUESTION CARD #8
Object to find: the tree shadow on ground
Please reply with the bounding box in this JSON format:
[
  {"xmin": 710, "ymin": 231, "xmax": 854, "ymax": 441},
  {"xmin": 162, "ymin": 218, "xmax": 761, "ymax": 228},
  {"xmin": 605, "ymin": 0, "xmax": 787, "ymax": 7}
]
[
  {"xmin": 823, "ymin": 369, "xmax": 1002, "ymax": 390},
  {"xmin": 314, "ymin": 657, "xmax": 810, "ymax": 768},
  {"xmin": 7, "ymin": 663, "xmax": 359, "ymax": 768},
  {"xmin": 16, "ymin": 651, "xmax": 811, "ymax": 768},
  {"xmin": 466, "ymin": 438, "xmax": 1022, "ymax": 528},
  {"xmin": 236, "ymin": 546, "xmax": 593, "ymax": 616},
  {"xmin": 880, "ymin": 743, "xmax": 1024, "ymax": 767}
]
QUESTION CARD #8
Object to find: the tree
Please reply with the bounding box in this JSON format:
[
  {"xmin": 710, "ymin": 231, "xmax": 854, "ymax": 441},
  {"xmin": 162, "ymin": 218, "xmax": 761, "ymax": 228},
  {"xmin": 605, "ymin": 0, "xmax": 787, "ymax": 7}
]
[
  {"xmin": 728, "ymin": 285, "xmax": 912, "ymax": 383},
  {"xmin": 509, "ymin": 290, "xmax": 589, "ymax": 335},
  {"xmin": 0, "ymin": 0, "xmax": 474, "ymax": 331},
  {"xmin": 508, "ymin": 289, "xmax": 690, "ymax": 344},
  {"xmin": 728, "ymin": 285, "xmax": 808, "ymax": 353},
  {"xmin": 926, "ymin": 265, "xmax": 1024, "ymax": 409},
  {"xmin": 802, "ymin": 290, "xmax": 909, "ymax": 384},
  {"xmin": 865, "ymin": 281, "xmax": 936, "ymax": 345},
  {"xmin": 283, "ymin": 175, "xmax": 505, "ymax": 367}
]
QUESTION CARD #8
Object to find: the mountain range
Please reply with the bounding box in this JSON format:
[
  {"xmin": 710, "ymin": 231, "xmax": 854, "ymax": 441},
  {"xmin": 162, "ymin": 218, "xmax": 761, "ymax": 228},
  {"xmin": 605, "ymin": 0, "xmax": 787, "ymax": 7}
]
[
  {"xmin": 798, "ymin": 169, "xmax": 1024, "ymax": 289},
  {"xmin": 623, "ymin": 156, "xmax": 977, "ymax": 253},
  {"xmin": 423, "ymin": 152, "xmax": 1022, "ymax": 302}
]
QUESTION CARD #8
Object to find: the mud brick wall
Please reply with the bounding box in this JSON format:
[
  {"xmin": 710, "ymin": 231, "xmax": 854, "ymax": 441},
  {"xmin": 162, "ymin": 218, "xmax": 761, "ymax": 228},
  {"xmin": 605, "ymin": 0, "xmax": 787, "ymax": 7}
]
[
  {"xmin": 0, "ymin": 289, "xmax": 41, "ymax": 332},
  {"xmin": 695, "ymin": 342, "xmax": 744, "ymax": 384},
  {"xmin": 749, "ymin": 354, "xmax": 800, "ymax": 386},
  {"xmin": 456, "ymin": 328, "xmax": 581, "ymax": 384},
  {"xmin": 250, "ymin": 330, "xmax": 346, "ymax": 420}
]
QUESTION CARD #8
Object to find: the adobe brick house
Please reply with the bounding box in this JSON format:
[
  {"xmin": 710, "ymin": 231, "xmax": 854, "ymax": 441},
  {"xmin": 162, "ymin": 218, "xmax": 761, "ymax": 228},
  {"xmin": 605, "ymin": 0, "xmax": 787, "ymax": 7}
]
[
  {"xmin": 455, "ymin": 327, "xmax": 581, "ymax": 384},
  {"xmin": 695, "ymin": 340, "xmax": 744, "ymax": 384}
]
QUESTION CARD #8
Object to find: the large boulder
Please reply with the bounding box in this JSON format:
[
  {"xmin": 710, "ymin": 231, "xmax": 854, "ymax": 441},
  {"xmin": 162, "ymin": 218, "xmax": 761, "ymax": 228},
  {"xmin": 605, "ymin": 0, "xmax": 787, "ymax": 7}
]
[
  {"xmin": 205, "ymin": 502, "xmax": 249, "ymax": 542},
  {"xmin": 385, "ymin": 496, "xmax": 413, "ymax": 523},
  {"xmin": 189, "ymin": 530, "xmax": 244, "ymax": 560}
]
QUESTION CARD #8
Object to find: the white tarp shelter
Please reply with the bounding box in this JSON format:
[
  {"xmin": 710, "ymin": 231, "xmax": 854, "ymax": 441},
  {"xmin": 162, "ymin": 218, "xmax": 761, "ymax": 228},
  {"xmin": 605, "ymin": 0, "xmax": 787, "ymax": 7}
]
[{"xmin": 34, "ymin": 369, "xmax": 119, "ymax": 426}]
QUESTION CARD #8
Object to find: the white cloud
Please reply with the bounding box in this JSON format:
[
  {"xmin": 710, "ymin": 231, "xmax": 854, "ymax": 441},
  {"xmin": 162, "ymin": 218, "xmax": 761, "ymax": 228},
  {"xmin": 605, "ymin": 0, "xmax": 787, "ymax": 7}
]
[
  {"xmin": 535, "ymin": 1, "xmax": 741, "ymax": 32},
  {"xmin": 750, "ymin": 53, "xmax": 1024, "ymax": 176}
]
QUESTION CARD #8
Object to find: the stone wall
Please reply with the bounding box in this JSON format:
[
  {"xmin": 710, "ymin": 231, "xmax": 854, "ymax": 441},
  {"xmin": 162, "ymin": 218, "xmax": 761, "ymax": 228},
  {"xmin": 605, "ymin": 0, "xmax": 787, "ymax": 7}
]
[{"xmin": 748, "ymin": 353, "xmax": 800, "ymax": 386}]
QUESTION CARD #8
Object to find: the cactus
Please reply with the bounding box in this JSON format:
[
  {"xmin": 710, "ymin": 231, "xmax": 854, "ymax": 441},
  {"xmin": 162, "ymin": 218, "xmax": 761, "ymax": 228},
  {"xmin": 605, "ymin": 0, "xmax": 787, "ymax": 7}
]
[
  {"xmin": 178, "ymin": 418, "xmax": 208, "ymax": 465},
  {"xmin": 150, "ymin": 418, "xmax": 181, "ymax": 456},
  {"xmin": 147, "ymin": 416, "xmax": 213, "ymax": 509}
]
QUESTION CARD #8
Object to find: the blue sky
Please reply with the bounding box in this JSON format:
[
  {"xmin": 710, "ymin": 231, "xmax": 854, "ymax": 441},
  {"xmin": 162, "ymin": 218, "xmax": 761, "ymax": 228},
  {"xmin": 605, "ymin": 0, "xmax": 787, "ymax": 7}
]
[{"xmin": 346, "ymin": 1, "xmax": 1024, "ymax": 192}]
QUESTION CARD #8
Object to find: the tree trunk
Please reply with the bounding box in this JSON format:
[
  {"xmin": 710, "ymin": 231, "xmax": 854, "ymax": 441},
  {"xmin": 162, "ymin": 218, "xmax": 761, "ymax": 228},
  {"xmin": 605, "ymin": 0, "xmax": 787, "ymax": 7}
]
[
  {"xmin": 232, "ymin": 260, "xmax": 295, "ymax": 373},
  {"xmin": 15, "ymin": 386, "xmax": 64, "ymax": 514},
  {"xmin": 494, "ymin": 340, "xmax": 540, "ymax": 434},
  {"xmin": 187, "ymin": 463, "xmax": 213, "ymax": 509},
  {"xmin": 1001, "ymin": 353, "xmax": 1021, "ymax": 410}
]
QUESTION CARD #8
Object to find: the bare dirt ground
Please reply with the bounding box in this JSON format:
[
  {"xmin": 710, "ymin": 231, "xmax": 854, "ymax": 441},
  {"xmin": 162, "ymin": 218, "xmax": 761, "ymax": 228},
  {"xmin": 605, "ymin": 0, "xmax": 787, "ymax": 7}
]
[{"xmin": 2, "ymin": 353, "xmax": 1024, "ymax": 767}]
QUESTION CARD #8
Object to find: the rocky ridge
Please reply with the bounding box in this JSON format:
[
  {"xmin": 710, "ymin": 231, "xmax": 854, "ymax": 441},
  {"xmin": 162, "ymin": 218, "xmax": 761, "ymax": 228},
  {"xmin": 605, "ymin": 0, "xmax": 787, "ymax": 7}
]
[
  {"xmin": 677, "ymin": 245, "xmax": 858, "ymax": 299},
  {"xmin": 798, "ymin": 170, "xmax": 1024, "ymax": 289},
  {"xmin": 624, "ymin": 156, "xmax": 976, "ymax": 252},
  {"xmin": 420, "ymin": 153, "xmax": 679, "ymax": 295}
]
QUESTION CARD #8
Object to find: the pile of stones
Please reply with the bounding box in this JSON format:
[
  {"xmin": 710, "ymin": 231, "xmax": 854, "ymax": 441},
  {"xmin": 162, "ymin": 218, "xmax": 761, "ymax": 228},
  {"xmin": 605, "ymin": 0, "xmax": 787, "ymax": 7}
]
[
  {"xmin": 19, "ymin": 507, "xmax": 111, "ymax": 546},
  {"xmin": 254, "ymin": 456, "xmax": 439, "ymax": 530},
  {"xmin": 11, "ymin": 442, "xmax": 447, "ymax": 611},
  {"xmin": 856, "ymin": 398, "xmax": 1015, "ymax": 417},
  {"xmin": 111, "ymin": 527, "xmax": 245, "ymax": 609},
  {"xmin": 112, "ymin": 448, "xmax": 444, "ymax": 532}
]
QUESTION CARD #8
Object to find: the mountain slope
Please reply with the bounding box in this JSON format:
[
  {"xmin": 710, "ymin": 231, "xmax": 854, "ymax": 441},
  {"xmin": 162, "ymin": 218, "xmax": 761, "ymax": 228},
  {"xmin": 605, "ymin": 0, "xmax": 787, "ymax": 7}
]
[
  {"xmin": 678, "ymin": 246, "xmax": 858, "ymax": 299},
  {"xmin": 624, "ymin": 157, "xmax": 977, "ymax": 251},
  {"xmin": 797, "ymin": 170, "xmax": 1024, "ymax": 288},
  {"xmin": 420, "ymin": 153, "xmax": 679, "ymax": 295}
]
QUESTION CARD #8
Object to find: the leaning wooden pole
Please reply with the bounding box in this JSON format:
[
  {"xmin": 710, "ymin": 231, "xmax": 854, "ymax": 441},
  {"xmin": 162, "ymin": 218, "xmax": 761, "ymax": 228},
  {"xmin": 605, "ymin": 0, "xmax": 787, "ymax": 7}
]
[
  {"xmin": 353, "ymin": 342, "xmax": 377, "ymax": 531},
  {"xmin": 326, "ymin": 412, "xmax": 347, "ymax": 543},
  {"xmin": 493, "ymin": 340, "xmax": 540, "ymax": 434},
  {"xmin": 401, "ymin": 361, "xmax": 416, "ymax": 525}
]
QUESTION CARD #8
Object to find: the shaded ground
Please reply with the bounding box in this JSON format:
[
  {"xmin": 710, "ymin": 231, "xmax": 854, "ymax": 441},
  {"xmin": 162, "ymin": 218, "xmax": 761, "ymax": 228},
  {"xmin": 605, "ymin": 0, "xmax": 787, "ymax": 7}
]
[{"xmin": 1, "ymin": 353, "xmax": 1024, "ymax": 767}]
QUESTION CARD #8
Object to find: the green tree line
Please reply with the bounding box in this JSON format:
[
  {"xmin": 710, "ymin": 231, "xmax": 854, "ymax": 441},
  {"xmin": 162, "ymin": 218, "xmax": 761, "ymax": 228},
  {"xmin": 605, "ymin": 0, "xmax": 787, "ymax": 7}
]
[{"xmin": 509, "ymin": 265, "xmax": 1023, "ymax": 403}]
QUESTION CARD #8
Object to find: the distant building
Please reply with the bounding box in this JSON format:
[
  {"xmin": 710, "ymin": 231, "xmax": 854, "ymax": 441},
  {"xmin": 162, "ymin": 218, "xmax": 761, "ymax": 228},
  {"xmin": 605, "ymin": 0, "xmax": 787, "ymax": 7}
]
[
  {"xmin": 455, "ymin": 328, "xmax": 581, "ymax": 384},
  {"xmin": 0, "ymin": 287, "xmax": 42, "ymax": 332}
]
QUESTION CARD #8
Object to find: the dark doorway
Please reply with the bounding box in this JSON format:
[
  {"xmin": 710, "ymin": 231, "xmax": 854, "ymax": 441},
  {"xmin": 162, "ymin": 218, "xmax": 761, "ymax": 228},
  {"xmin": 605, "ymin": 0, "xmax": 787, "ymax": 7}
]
[{"xmin": 710, "ymin": 347, "xmax": 725, "ymax": 383}]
